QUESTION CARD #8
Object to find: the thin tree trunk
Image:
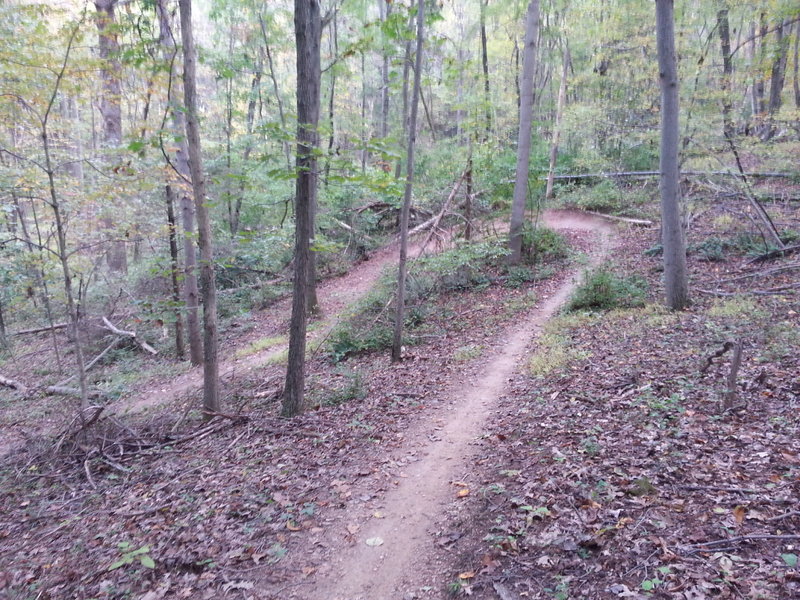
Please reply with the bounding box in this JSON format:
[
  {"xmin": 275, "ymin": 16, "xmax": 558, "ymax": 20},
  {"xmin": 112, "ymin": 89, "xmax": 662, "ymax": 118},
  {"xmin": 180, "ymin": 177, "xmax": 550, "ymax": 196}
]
[
  {"xmin": 419, "ymin": 84, "xmax": 436, "ymax": 141},
  {"xmin": 166, "ymin": 185, "xmax": 186, "ymax": 360},
  {"xmin": 656, "ymin": 0, "xmax": 689, "ymax": 310},
  {"xmin": 793, "ymin": 25, "xmax": 800, "ymax": 109},
  {"xmin": 379, "ymin": 0, "xmax": 391, "ymax": 139},
  {"xmin": 391, "ymin": 0, "xmax": 424, "ymax": 363},
  {"xmin": 259, "ymin": 13, "xmax": 293, "ymax": 171},
  {"xmin": 42, "ymin": 25, "xmax": 90, "ymax": 407},
  {"xmin": 465, "ymin": 149, "xmax": 473, "ymax": 240},
  {"xmin": 480, "ymin": 0, "xmax": 491, "ymax": 139},
  {"xmin": 179, "ymin": 0, "xmax": 220, "ymax": 415},
  {"xmin": 157, "ymin": 0, "xmax": 203, "ymax": 366},
  {"xmin": 324, "ymin": 10, "xmax": 338, "ymax": 184},
  {"xmin": 395, "ymin": 20, "xmax": 414, "ymax": 179},
  {"xmin": 762, "ymin": 19, "xmax": 790, "ymax": 141},
  {"xmin": 717, "ymin": 5, "xmax": 735, "ymax": 141},
  {"xmin": 361, "ymin": 50, "xmax": 367, "ymax": 174},
  {"xmin": 509, "ymin": 0, "xmax": 540, "ymax": 264},
  {"xmin": 224, "ymin": 25, "xmax": 235, "ymax": 236},
  {"xmin": 283, "ymin": 0, "xmax": 321, "ymax": 417},
  {"xmin": 545, "ymin": 43, "xmax": 570, "ymax": 201},
  {"xmin": 233, "ymin": 60, "xmax": 262, "ymax": 237}
]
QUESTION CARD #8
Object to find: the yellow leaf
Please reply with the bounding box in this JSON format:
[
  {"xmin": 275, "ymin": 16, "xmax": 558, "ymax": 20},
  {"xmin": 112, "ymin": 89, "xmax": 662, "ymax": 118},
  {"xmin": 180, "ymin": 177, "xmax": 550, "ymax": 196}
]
[
  {"xmin": 457, "ymin": 488, "xmax": 470, "ymax": 498},
  {"xmin": 459, "ymin": 571, "xmax": 475, "ymax": 580},
  {"xmin": 733, "ymin": 505, "xmax": 747, "ymax": 525}
]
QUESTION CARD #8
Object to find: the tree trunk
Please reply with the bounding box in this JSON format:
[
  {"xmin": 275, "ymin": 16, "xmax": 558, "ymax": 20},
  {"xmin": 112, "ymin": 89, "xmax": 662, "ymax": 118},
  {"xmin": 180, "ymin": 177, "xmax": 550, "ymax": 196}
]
[
  {"xmin": 179, "ymin": 0, "xmax": 220, "ymax": 415},
  {"xmin": 283, "ymin": 0, "xmax": 321, "ymax": 417},
  {"xmin": 793, "ymin": 25, "xmax": 800, "ymax": 109},
  {"xmin": 391, "ymin": 0, "xmax": 425, "ymax": 363},
  {"xmin": 95, "ymin": 0, "xmax": 127, "ymax": 274},
  {"xmin": 395, "ymin": 17, "xmax": 414, "ymax": 179},
  {"xmin": 157, "ymin": 0, "xmax": 203, "ymax": 366},
  {"xmin": 656, "ymin": 0, "xmax": 689, "ymax": 310},
  {"xmin": 324, "ymin": 10, "xmax": 338, "ymax": 184},
  {"xmin": 480, "ymin": 0, "xmax": 491, "ymax": 139},
  {"xmin": 166, "ymin": 185, "xmax": 186, "ymax": 360},
  {"xmin": 258, "ymin": 13, "xmax": 292, "ymax": 171},
  {"xmin": 379, "ymin": 0, "xmax": 391, "ymax": 139},
  {"xmin": 545, "ymin": 43, "xmax": 570, "ymax": 201},
  {"xmin": 717, "ymin": 5, "xmax": 735, "ymax": 141},
  {"xmin": 509, "ymin": 0, "xmax": 540, "ymax": 264},
  {"xmin": 465, "ymin": 150, "xmax": 473, "ymax": 240},
  {"xmin": 233, "ymin": 60, "xmax": 262, "ymax": 237},
  {"xmin": 42, "ymin": 25, "xmax": 90, "ymax": 408},
  {"xmin": 762, "ymin": 18, "xmax": 790, "ymax": 141}
]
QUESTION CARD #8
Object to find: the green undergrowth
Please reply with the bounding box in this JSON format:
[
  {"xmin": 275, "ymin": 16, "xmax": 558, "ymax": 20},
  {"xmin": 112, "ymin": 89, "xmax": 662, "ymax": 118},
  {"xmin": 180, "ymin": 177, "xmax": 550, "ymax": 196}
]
[
  {"xmin": 566, "ymin": 267, "xmax": 648, "ymax": 312},
  {"xmin": 328, "ymin": 230, "xmax": 569, "ymax": 362}
]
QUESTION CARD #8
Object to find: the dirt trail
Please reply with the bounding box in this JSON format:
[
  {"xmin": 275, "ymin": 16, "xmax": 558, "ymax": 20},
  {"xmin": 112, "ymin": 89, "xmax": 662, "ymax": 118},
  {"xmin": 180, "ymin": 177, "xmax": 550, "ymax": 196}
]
[
  {"xmin": 305, "ymin": 211, "xmax": 615, "ymax": 600},
  {"xmin": 112, "ymin": 234, "xmax": 444, "ymax": 415}
]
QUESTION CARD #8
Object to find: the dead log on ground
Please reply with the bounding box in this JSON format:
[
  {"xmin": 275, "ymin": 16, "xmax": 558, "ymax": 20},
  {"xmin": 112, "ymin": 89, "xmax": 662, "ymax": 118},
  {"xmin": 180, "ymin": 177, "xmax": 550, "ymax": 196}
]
[
  {"xmin": 11, "ymin": 322, "xmax": 69, "ymax": 336},
  {"xmin": 585, "ymin": 211, "xmax": 654, "ymax": 227},
  {"xmin": 0, "ymin": 375, "xmax": 27, "ymax": 394},
  {"xmin": 101, "ymin": 317, "xmax": 158, "ymax": 355}
]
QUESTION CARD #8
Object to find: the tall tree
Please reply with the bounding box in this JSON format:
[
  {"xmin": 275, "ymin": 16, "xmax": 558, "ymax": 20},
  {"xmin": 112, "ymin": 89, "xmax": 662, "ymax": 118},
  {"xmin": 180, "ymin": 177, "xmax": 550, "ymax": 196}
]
[
  {"xmin": 283, "ymin": 0, "xmax": 322, "ymax": 417},
  {"xmin": 157, "ymin": 0, "xmax": 203, "ymax": 366},
  {"xmin": 391, "ymin": 0, "xmax": 424, "ymax": 363},
  {"xmin": 655, "ymin": 0, "xmax": 689, "ymax": 310},
  {"xmin": 508, "ymin": 0, "xmax": 539, "ymax": 264},
  {"xmin": 179, "ymin": 0, "xmax": 220, "ymax": 414},
  {"xmin": 545, "ymin": 41, "xmax": 570, "ymax": 201},
  {"xmin": 480, "ymin": 0, "xmax": 492, "ymax": 139},
  {"xmin": 95, "ymin": 0, "xmax": 127, "ymax": 273}
]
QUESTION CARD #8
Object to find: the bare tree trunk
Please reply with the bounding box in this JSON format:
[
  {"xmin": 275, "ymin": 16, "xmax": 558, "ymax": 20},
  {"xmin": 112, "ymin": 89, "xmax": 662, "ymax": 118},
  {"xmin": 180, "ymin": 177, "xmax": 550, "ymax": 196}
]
[
  {"xmin": 793, "ymin": 25, "xmax": 800, "ymax": 109},
  {"xmin": 509, "ymin": 0, "xmax": 540, "ymax": 264},
  {"xmin": 43, "ymin": 25, "xmax": 90, "ymax": 408},
  {"xmin": 465, "ymin": 149, "xmax": 473, "ymax": 240},
  {"xmin": 762, "ymin": 19, "xmax": 790, "ymax": 141},
  {"xmin": 324, "ymin": 10, "xmax": 338, "ymax": 185},
  {"xmin": 166, "ymin": 185, "xmax": 185, "ymax": 360},
  {"xmin": 545, "ymin": 42, "xmax": 570, "ymax": 201},
  {"xmin": 94, "ymin": 0, "xmax": 127, "ymax": 274},
  {"xmin": 258, "ymin": 13, "xmax": 292, "ymax": 171},
  {"xmin": 179, "ymin": 0, "xmax": 220, "ymax": 415},
  {"xmin": 480, "ymin": 0, "xmax": 491, "ymax": 139},
  {"xmin": 157, "ymin": 0, "xmax": 203, "ymax": 366},
  {"xmin": 361, "ymin": 50, "xmax": 368, "ymax": 174},
  {"xmin": 233, "ymin": 60, "xmax": 262, "ymax": 237},
  {"xmin": 379, "ymin": 0, "xmax": 391, "ymax": 139},
  {"xmin": 391, "ymin": 0, "xmax": 425, "ymax": 363},
  {"xmin": 395, "ymin": 18, "xmax": 414, "ymax": 179},
  {"xmin": 283, "ymin": 0, "xmax": 321, "ymax": 417},
  {"xmin": 717, "ymin": 5, "xmax": 735, "ymax": 141},
  {"xmin": 656, "ymin": 0, "xmax": 689, "ymax": 310}
]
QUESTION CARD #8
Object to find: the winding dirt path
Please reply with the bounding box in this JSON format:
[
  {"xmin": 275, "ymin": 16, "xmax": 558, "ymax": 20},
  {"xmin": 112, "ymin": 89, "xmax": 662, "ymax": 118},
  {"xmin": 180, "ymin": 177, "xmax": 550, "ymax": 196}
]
[{"xmin": 303, "ymin": 210, "xmax": 615, "ymax": 600}]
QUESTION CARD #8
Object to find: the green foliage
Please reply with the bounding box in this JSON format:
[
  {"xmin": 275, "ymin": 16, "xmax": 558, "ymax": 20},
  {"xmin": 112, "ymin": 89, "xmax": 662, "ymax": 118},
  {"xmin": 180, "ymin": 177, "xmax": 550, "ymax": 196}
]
[
  {"xmin": 310, "ymin": 367, "xmax": 367, "ymax": 406},
  {"xmin": 567, "ymin": 269, "xmax": 647, "ymax": 312},
  {"xmin": 559, "ymin": 179, "xmax": 621, "ymax": 213},
  {"xmin": 108, "ymin": 542, "xmax": 155, "ymax": 571},
  {"xmin": 522, "ymin": 226, "xmax": 568, "ymax": 262}
]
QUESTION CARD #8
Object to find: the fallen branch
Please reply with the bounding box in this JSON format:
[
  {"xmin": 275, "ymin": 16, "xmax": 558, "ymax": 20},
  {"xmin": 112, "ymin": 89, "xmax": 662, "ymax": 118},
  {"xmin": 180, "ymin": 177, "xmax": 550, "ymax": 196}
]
[
  {"xmin": 700, "ymin": 341, "xmax": 734, "ymax": 374},
  {"xmin": 541, "ymin": 170, "xmax": 795, "ymax": 181},
  {"xmin": 45, "ymin": 385, "xmax": 106, "ymax": 400},
  {"xmin": 416, "ymin": 169, "xmax": 469, "ymax": 248},
  {"xmin": 749, "ymin": 244, "xmax": 800, "ymax": 263},
  {"xmin": 10, "ymin": 322, "xmax": 68, "ymax": 336},
  {"xmin": 101, "ymin": 317, "xmax": 158, "ymax": 355},
  {"xmin": 683, "ymin": 534, "xmax": 800, "ymax": 553},
  {"xmin": 723, "ymin": 340, "xmax": 742, "ymax": 411},
  {"xmin": 0, "ymin": 374, "xmax": 27, "ymax": 394}
]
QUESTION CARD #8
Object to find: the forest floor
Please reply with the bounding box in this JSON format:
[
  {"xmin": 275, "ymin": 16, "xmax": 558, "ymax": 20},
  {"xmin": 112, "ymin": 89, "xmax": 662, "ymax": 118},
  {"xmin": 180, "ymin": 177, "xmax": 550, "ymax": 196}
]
[{"xmin": 1, "ymin": 202, "xmax": 799, "ymax": 600}]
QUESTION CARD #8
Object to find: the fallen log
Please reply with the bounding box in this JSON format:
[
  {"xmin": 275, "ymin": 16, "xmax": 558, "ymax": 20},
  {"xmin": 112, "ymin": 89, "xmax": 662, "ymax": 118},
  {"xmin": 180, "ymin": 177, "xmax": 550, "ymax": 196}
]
[
  {"xmin": 45, "ymin": 385, "xmax": 107, "ymax": 400},
  {"xmin": 101, "ymin": 317, "xmax": 158, "ymax": 355},
  {"xmin": 541, "ymin": 170, "xmax": 795, "ymax": 181},
  {"xmin": 0, "ymin": 375, "xmax": 27, "ymax": 394},
  {"xmin": 11, "ymin": 322, "xmax": 69, "ymax": 336}
]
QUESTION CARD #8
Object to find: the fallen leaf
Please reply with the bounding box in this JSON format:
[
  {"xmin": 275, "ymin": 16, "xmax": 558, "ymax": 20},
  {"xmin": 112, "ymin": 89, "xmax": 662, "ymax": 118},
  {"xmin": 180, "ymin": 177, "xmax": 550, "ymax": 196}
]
[
  {"xmin": 346, "ymin": 523, "xmax": 360, "ymax": 535},
  {"xmin": 286, "ymin": 520, "xmax": 301, "ymax": 531},
  {"xmin": 459, "ymin": 571, "xmax": 475, "ymax": 579},
  {"xmin": 733, "ymin": 505, "xmax": 746, "ymax": 525},
  {"xmin": 221, "ymin": 581, "xmax": 254, "ymax": 592},
  {"xmin": 366, "ymin": 537, "xmax": 384, "ymax": 547},
  {"xmin": 457, "ymin": 488, "xmax": 470, "ymax": 498}
]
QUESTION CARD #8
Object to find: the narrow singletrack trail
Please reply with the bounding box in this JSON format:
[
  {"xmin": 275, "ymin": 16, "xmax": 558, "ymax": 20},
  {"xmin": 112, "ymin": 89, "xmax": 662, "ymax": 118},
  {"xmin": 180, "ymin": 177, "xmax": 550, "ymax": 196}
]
[{"xmin": 303, "ymin": 211, "xmax": 615, "ymax": 600}]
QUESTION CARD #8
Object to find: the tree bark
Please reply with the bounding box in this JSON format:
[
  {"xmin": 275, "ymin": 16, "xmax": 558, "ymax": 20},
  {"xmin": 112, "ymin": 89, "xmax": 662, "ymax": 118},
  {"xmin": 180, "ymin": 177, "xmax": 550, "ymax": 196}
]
[
  {"xmin": 717, "ymin": 5, "xmax": 734, "ymax": 141},
  {"xmin": 94, "ymin": 0, "xmax": 127, "ymax": 274},
  {"xmin": 656, "ymin": 0, "xmax": 689, "ymax": 310},
  {"xmin": 762, "ymin": 18, "xmax": 790, "ymax": 141},
  {"xmin": 379, "ymin": 0, "xmax": 391, "ymax": 139},
  {"xmin": 391, "ymin": 0, "xmax": 424, "ymax": 363},
  {"xmin": 793, "ymin": 25, "xmax": 800, "ymax": 109},
  {"xmin": 283, "ymin": 0, "xmax": 322, "ymax": 417},
  {"xmin": 480, "ymin": 0, "xmax": 492, "ymax": 139},
  {"xmin": 179, "ymin": 0, "xmax": 220, "ymax": 415},
  {"xmin": 545, "ymin": 42, "xmax": 570, "ymax": 201},
  {"xmin": 166, "ymin": 185, "xmax": 186, "ymax": 360},
  {"xmin": 509, "ymin": 0, "xmax": 540, "ymax": 264},
  {"xmin": 258, "ymin": 13, "xmax": 293, "ymax": 171},
  {"xmin": 157, "ymin": 0, "xmax": 203, "ymax": 366},
  {"xmin": 395, "ymin": 15, "xmax": 414, "ymax": 179}
]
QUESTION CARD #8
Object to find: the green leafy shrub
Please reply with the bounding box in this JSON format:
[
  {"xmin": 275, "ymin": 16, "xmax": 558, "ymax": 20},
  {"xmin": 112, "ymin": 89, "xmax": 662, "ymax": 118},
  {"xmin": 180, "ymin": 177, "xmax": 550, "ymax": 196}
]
[
  {"xmin": 560, "ymin": 179, "xmax": 621, "ymax": 213},
  {"xmin": 567, "ymin": 268, "xmax": 647, "ymax": 312},
  {"xmin": 522, "ymin": 225, "xmax": 568, "ymax": 262},
  {"xmin": 690, "ymin": 236, "xmax": 728, "ymax": 262}
]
